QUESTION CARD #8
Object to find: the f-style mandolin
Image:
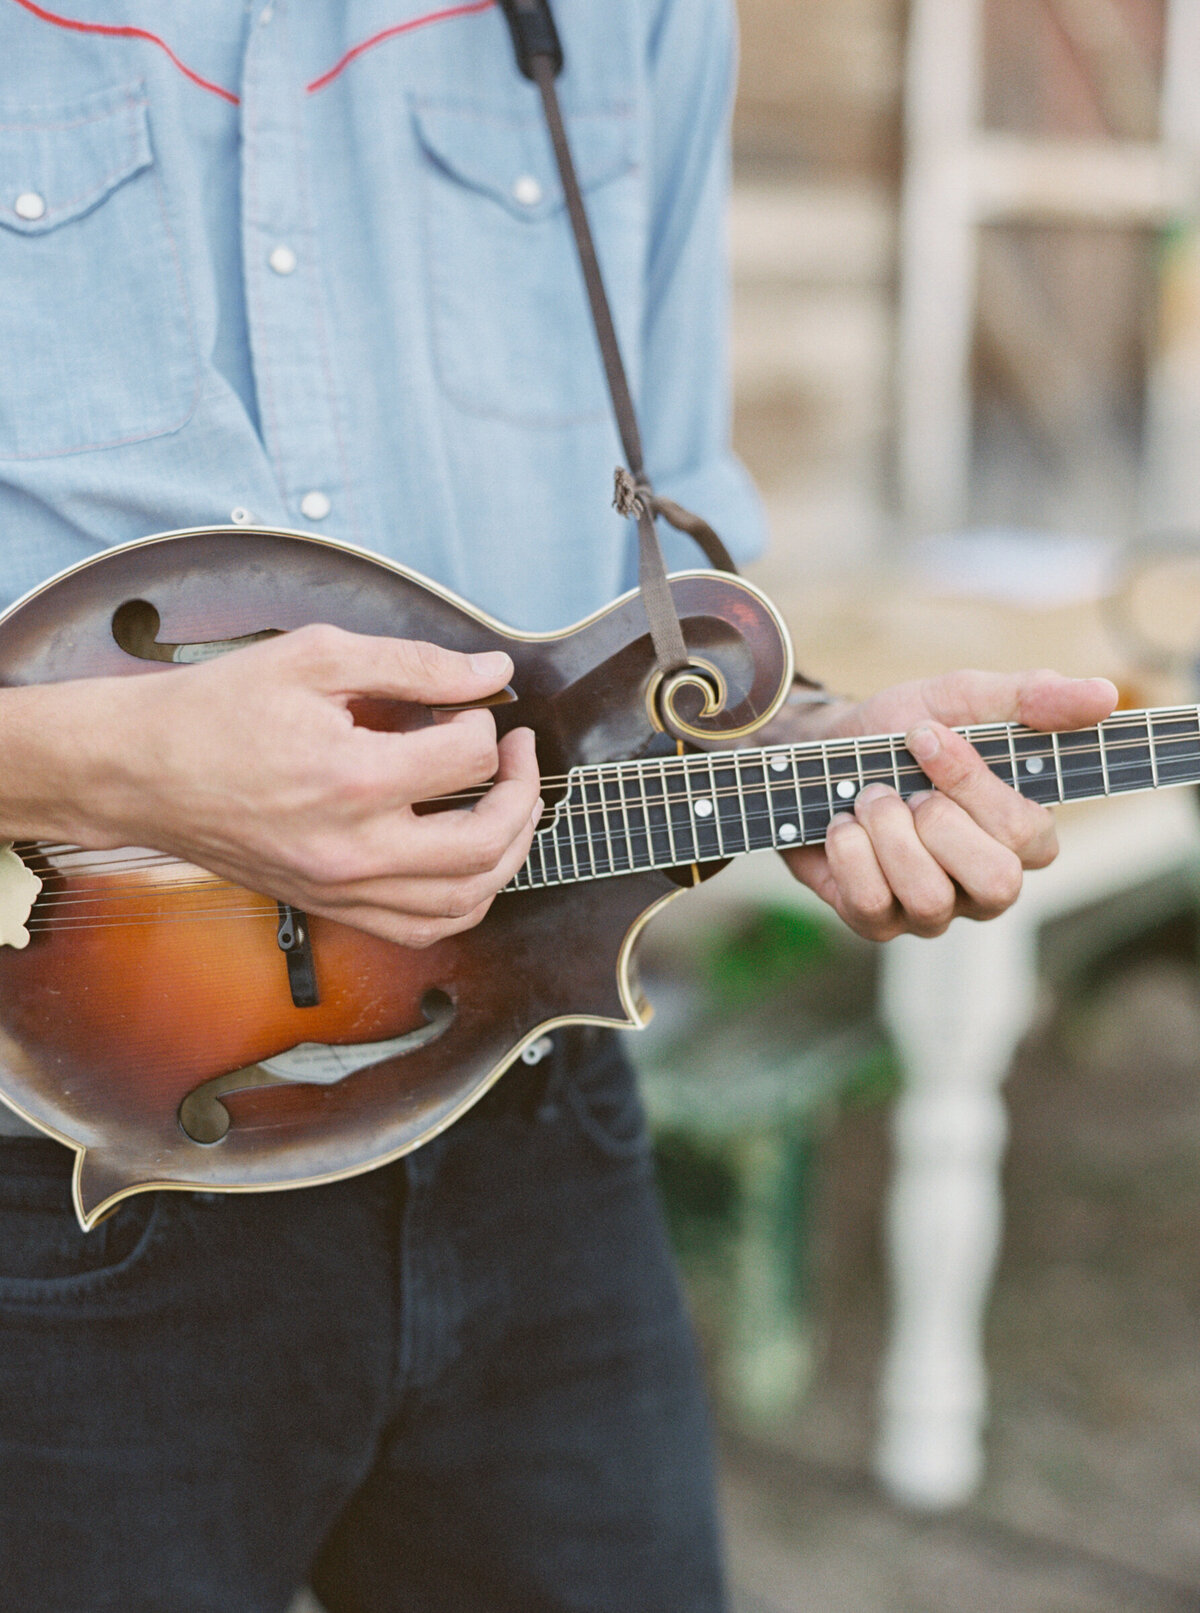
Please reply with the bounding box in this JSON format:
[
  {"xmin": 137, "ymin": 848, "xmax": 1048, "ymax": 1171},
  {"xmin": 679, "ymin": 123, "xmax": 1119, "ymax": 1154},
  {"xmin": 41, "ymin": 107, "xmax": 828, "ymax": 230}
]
[{"xmin": 0, "ymin": 526, "xmax": 1193, "ymax": 1229}]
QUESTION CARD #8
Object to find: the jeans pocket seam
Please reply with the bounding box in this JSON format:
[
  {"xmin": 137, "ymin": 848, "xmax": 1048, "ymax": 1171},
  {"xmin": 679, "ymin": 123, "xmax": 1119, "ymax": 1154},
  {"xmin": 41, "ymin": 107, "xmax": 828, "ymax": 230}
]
[{"xmin": 0, "ymin": 1192, "xmax": 169, "ymax": 1305}]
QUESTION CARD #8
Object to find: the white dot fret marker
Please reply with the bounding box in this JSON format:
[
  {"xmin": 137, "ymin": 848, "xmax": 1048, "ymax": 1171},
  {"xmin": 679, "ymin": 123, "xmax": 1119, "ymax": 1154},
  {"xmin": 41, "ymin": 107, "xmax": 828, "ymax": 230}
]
[
  {"xmin": 779, "ymin": 823, "xmax": 799, "ymax": 842},
  {"xmin": 1025, "ymin": 756, "xmax": 1045, "ymax": 775},
  {"xmin": 836, "ymin": 779, "xmax": 856, "ymax": 800},
  {"xmin": 770, "ymin": 756, "xmax": 788, "ymax": 773},
  {"xmin": 693, "ymin": 798, "xmax": 714, "ymax": 818}
]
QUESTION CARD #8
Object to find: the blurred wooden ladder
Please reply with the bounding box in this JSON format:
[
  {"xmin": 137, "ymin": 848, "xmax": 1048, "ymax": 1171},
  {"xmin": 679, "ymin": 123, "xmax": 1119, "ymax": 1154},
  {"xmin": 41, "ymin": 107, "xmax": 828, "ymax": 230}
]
[{"xmin": 897, "ymin": 0, "xmax": 1200, "ymax": 538}]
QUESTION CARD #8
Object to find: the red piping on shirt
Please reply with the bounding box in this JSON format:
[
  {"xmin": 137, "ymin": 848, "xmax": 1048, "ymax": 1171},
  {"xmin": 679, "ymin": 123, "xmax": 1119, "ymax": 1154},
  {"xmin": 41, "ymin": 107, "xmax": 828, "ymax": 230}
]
[
  {"xmin": 10, "ymin": 0, "xmax": 241, "ymax": 104},
  {"xmin": 306, "ymin": 0, "xmax": 496, "ymax": 94}
]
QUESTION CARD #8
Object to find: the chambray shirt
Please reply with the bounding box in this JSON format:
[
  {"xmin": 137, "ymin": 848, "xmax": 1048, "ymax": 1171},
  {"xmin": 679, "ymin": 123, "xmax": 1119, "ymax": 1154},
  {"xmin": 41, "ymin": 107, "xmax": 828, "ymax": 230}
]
[{"xmin": 0, "ymin": 0, "xmax": 765, "ymax": 630}]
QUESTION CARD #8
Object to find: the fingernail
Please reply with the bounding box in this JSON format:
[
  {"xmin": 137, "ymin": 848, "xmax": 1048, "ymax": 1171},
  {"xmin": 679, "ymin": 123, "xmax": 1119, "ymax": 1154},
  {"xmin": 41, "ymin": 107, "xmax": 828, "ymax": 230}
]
[
  {"xmin": 827, "ymin": 812, "xmax": 855, "ymax": 830},
  {"xmin": 531, "ymin": 797, "xmax": 544, "ymax": 825},
  {"xmin": 856, "ymin": 782, "xmax": 892, "ymax": 805},
  {"xmin": 470, "ymin": 651, "xmax": 511, "ymax": 678},
  {"xmin": 908, "ymin": 725, "xmax": 940, "ymax": 762},
  {"xmin": 907, "ymin": 790, "xmax": 934, "ymax": 808}
]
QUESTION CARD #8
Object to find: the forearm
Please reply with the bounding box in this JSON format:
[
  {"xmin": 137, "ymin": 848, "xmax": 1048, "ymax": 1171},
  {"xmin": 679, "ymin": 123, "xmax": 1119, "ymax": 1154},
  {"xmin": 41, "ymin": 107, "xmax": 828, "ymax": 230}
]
[{"xmin": 0, "ymin": 679, "xmax": 137, "ymax": 845}]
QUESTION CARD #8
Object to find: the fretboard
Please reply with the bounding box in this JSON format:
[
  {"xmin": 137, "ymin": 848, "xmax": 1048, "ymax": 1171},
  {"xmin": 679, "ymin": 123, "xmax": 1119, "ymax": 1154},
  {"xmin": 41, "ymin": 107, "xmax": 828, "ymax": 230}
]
[{"xmin": 507, "ymin": 705, "xmax": 1200, "ymax": 892}]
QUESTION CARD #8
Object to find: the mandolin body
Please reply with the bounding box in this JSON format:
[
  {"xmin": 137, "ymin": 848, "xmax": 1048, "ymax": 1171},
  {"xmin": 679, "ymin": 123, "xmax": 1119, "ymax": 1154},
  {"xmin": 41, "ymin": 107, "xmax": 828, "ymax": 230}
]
[{"xmin": 0, "ymin": 526, "xmax": 792, "ymax": 1227}]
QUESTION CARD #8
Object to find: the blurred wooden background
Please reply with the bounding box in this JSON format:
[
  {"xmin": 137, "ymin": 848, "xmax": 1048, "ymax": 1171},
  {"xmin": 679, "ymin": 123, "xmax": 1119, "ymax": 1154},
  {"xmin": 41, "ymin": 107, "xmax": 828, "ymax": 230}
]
[{"xmin": 731, "ymin": 0, "xmax": 1192, "ymax": 604}]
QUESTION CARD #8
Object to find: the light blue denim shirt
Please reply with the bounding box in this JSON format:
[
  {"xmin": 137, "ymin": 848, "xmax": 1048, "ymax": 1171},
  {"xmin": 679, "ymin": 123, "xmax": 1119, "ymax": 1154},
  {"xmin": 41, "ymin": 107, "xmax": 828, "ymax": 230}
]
[{"xmin": 0, "ymin": 0, "xmax": 765, "ymax": 631}]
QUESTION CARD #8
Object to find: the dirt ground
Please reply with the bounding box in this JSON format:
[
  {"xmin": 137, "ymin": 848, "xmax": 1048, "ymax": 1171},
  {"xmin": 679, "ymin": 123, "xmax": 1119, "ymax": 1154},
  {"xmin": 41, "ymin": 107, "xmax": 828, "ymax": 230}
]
[{"xmin": 721, "ymin": 943, "xmax": 1200, "ymax": 1613}]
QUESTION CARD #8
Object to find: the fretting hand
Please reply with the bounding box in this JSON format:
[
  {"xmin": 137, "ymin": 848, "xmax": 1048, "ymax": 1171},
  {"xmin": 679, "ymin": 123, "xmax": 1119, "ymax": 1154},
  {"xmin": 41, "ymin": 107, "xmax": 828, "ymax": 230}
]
[{"xmin": 776, "ymin": 669, "xmax": 1118, "ymax": 941}]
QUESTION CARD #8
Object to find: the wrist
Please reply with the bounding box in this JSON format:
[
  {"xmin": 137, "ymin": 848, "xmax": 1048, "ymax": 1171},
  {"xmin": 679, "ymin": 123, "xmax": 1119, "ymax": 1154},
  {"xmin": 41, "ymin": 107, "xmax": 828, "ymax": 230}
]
[{"xmin": 0, "ymin": 676, "xmax": 151, "ymax": 845}]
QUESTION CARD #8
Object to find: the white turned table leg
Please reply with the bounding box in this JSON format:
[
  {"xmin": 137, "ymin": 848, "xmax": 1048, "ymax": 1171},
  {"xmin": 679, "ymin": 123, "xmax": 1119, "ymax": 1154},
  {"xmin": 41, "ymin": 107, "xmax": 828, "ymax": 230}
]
[{"xmin": 873, "ymin": 910, "xmax": 1037, "ymax": 1509}]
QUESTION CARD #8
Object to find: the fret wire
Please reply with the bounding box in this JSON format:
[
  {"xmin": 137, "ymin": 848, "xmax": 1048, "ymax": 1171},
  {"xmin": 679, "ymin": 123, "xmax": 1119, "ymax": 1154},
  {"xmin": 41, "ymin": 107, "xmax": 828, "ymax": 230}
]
[
  {"xmin": 578, "ymin": 771, "xmax": 598, "ymax": 878},
  {"xmin": 758, "ymin": 750, "xmax": 779, "ymax": 843},
  {"xmin": 732, "ymin": 752, "xmax": 752, "ymax": 850},
  {"xmin": 821, "ymin": 745, "xmax": 835, "ymax": 820},
  {"xmin": 495, "ymin": 707, "xmax": 1200, "ymax": 793},
  {"xmin": 1050, "ymin": 731, "xmax": 1065, "ymax": 802},
  {"xmin": 606, "ymin": 768, "xmax": 632, "ymax": 873},
  {"xmin": 658, "ymin": 757, "xmax": 680, "ymax": 865},
  {"xmin": 1006, "ymin": 726, "xmax": 1019, "ymax": 788},
  {"xmin": 560, "ymin": 790, "xmax": 580, "ymax": 884},
  {"xmin": 591, "ymin": 772, "xmax": 608, "ymax": 876},
  {"xmin": 705, "ymin": 754, "xmax": 727, "ymax": 856},
  {"xmin": 509, "ymin": 713, "xmax": 1200, "ymax": 892},
  {"xmin": 788, "ymin": 748, "xmax": 811, "ymax": 844},
  {"xmin": 547, "ymin": 808, "xmax": 564, "ymax": 886},
  {"xmin": 679, "ymin": 756, "xmax": 704, "ymax": 860},
  {"xmin": 645, "ymin": 759, "xmax": 675, "ymax": 869},
  {"xmin": 634, "ymin": 760, "xmax": 655, "ymax": 869},
  {"xmin": 615, "ymin": 763, "xmax": 637, "ymax": 872},
  {"xmin": 751, "ymin": 753, "xmax": 780, "ymax": 850},
  {"xmin": 541, "ymin": 745, "xmax": 1200, "ymax": 857},
  {"xmin": 666, "ymin": 753, "xmax": 698, "ymax": 864},
  {"xmin": 597, "ymin": 765, "xmax": 617, "ymax": 874}
]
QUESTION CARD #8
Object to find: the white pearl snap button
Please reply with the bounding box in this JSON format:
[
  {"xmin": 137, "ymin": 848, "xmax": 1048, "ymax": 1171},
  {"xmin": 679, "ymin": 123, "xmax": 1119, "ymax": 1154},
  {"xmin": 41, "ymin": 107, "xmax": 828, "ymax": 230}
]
[
  {"xmin": 268, "ymin": 245, "xmax": 297, "ymax": 275},
  {"xmin": 300, "ymin": 490, "xmax": 331, "ymax": 520},
  {"xmin": 513, "ymin": 174, "xmax": 543, "ymax": 207},
  {"xmin": 14, "ymin": 192, "xmax": 45, "ymax": 221}
]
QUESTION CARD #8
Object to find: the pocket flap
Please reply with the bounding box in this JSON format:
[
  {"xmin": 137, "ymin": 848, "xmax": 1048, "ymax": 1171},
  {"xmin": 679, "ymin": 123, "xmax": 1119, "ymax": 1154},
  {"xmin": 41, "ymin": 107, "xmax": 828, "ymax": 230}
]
[
  {"xmin": 0, "ymin": 84, "xmax": 152, "ymax": 236},
  {"xmin": 412, "ymin": 98, "xmax": 634, "ymax": 221}
]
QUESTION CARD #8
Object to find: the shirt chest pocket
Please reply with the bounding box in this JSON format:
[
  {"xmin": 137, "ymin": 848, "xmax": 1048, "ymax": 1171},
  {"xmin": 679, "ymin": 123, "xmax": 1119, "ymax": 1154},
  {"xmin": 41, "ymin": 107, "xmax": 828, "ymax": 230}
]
[
  {"xmin": 413, "ymin": 97, "xmax": 643, "ymax": 427},
  {"xmin": 0, "ymin": 84, "xmax": 198, "ymax": 461}
]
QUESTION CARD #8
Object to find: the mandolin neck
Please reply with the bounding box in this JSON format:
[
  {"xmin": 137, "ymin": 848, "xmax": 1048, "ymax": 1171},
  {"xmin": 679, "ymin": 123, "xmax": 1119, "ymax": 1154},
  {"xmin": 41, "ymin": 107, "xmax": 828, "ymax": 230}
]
[{"xmin": 509, "ymin": 705, "xmax": 1200, "ymax": 892}]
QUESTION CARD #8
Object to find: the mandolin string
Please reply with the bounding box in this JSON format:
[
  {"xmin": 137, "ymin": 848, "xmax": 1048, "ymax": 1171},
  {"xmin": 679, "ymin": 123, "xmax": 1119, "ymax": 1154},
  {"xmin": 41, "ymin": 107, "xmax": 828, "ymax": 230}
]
[
  {"xmin": 30, "ymin": 722, "xmax": 1200, "ymax": 860},
  {"xmin": 24, "ymin": 706, "xmax": 1200, "ymax": 843},
  {"xmin": 25, "ymin": 731, "xmax": 1200, "ymax": 899},
  {"xmin": 25, "ymin": 751, "xmax": 1200, "ymax": 920},
  {"xmin": 21, "ymin": 717, "xmax": 1200, "ymax": 887}
]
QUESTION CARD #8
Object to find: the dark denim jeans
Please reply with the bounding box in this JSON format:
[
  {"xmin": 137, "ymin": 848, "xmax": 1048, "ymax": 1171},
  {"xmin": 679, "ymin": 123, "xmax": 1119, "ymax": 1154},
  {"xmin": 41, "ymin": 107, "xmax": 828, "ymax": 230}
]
[{"xmin": 0, "ymin": 1032, "xmax": 726, "ymax": 1613}]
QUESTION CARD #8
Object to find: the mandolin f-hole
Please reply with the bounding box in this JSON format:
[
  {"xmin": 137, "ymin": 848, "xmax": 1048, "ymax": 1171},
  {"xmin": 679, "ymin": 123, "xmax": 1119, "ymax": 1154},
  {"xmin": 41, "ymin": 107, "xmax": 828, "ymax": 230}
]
[
  {"xmin": 177, "ymin": 988, "xmax": 458, "ymax": 1145},
  {"xmin": 112, "ymin": 598, "xmax": 282, "ymax": 665}
]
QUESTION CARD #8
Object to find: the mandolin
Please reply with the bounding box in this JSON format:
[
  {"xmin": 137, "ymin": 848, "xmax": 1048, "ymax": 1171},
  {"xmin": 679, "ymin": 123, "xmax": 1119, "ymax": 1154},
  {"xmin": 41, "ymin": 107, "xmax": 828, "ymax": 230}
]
[{"xmin": 0, "ymin": 525, "xmax": 1195, "ymax": 1229}]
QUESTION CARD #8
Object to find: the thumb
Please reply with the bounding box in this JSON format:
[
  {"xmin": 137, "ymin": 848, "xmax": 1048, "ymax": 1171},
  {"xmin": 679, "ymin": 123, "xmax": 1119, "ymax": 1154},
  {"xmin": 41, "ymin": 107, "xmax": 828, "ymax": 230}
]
[{"xmin": 287, "ymin": 625, "xmax": 514, "ymax": 706}]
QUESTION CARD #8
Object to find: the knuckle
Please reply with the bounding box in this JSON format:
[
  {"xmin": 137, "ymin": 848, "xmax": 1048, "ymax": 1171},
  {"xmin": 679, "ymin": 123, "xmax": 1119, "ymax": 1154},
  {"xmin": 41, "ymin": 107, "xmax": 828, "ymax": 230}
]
[
  {"xmin": 406, "ymin": 638, "xmax": 453, "ymax": 683},
  {"xmin": 851, "ymin": 911, "xmax": 901, "ymax": 943},
  {"xmin": 469, "ymin": 718, "xmax": 501, "ymax": 773},
  {"xmin": 906, "ymin": 884, "xmax": 956, "ymax": 928},
  {"xmin": 851, "ymin": 888, "xmax": 895, "ymax": 926},
  {"xmin": 443, "ymin": 875, "xmax": 493, "ymax": 917},
  {"xmin": 472, "ymin": 817, "xmax": 511, "ymax": 869},
  {"xmin": 1020, "ymin": 824, "xmax": 1058, "ymax": 869},
  {"xmin": 402, "ymin": 918, "xmax": 446, "ymax": 950},
  {"xmin": 298, "ymin": 838, "xmax": 367, "ymax": 889},
  {"xmin": 287, "ymin": 621, "xmax": 346, "ymax": 669},
  {"xmin": 982, "ymin": 854, "xmax": 1023, "ymax": 910},
  {"xmin": 912, "ymin": 792, "xmax": 952, "ymax": 832}
]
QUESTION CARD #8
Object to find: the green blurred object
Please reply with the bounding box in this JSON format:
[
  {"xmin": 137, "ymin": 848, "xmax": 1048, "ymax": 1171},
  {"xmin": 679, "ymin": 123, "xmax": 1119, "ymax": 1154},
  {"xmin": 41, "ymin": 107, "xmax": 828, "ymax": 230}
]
[{"xmin": 630, "ymin": 902, "xmax": 895, "ymax": 1425}]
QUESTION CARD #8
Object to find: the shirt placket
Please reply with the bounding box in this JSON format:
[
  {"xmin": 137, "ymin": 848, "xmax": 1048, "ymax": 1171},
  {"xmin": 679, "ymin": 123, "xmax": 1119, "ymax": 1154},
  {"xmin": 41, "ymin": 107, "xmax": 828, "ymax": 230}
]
[{"xmin": 239, "ymin": 1, "xmax": 358, "ymax": 541}]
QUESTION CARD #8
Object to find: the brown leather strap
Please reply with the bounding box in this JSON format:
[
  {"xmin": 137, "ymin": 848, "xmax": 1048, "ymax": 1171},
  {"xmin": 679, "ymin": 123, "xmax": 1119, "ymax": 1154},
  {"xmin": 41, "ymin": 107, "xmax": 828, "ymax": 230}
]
[{"xmin": 524, "ymin": 47, "xmax": 737, "ymax": 677}]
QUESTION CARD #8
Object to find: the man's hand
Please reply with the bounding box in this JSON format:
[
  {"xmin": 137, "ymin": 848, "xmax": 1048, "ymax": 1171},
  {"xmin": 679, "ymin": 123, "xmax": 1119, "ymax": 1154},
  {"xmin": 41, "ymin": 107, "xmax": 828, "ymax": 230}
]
[
  {"xmin": 778, "ymin": 669, "xmax": 1118, "ymax": 941},
  {"xmin": 0, "ymin": 626, "xmax": 543, "ymax": 947}
]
